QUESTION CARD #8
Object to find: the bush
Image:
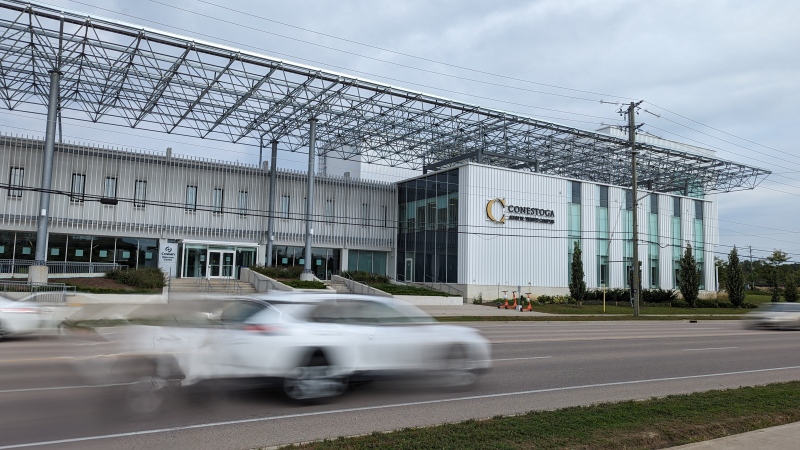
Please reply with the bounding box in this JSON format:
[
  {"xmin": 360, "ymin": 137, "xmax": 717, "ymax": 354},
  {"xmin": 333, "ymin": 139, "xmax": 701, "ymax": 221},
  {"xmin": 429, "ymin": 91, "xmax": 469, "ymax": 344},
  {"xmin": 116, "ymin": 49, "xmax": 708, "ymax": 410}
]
[
  {"xmin": 340, "ymin": 271, "xmax": 390, "ymax": 284},
  {"xmin": 473, "ymin": 293, "xmax": 483, "ymax": 305},
  {"xmin": 641, "ymin": 288, "xmax": 677, "ymax": 304},
  {"xmin": 741, "ymin": 302, "xmax": 759, "ymax": 309},
  {"xmin": 671, "ymin": 300, "xmax": 689, "ymax": 308},
  {"xmin": 250, "ymin": 265, "xmax": 304, "ymax": 279},
  {"xmin": 717, "ymin": 301, "xmax": 734, "ymax": 308},
  {"xmin": 696, "ymin": 299, "xmax": 718, "ymax": 308},
  {"xmin": 536, "ymin": 295, "xmax": 571, "ymax": 304},
  {"xmin": 105, "ymin": 267, "xmax": 165, "ymax": 289},
  {"xmin": 284, "ymin": 280, "xmax": 327, "ymax": 289}
]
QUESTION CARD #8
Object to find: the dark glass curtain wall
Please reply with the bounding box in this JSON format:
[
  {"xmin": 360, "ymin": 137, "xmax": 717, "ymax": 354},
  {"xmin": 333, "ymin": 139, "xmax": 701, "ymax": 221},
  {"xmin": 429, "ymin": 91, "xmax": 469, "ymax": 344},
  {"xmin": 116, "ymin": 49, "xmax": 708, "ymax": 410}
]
[{"xmin": 396, "ymin": 169, "xmax": 459, "ymax": 283}]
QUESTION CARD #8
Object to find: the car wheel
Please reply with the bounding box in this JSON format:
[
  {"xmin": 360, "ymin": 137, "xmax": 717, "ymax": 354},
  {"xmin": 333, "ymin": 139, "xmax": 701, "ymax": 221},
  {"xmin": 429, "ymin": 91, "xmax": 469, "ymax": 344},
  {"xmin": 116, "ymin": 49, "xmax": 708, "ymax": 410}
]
[
  {"xmin": 126, "ymin": 376, "xmax": 169, "ymax": 414},
  {"xmin": 441, "ymin": 345, "xmax": 477, "ymax": 387},
  {"xmin": 283, "ymin": 351, "xmax": 346, "ymax": 401}
]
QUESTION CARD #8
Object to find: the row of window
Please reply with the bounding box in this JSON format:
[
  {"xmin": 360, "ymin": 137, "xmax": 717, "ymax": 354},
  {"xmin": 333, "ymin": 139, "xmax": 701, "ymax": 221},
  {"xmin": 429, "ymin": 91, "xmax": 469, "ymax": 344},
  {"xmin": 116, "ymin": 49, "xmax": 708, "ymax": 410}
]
[
  {"xmin": 185, "ymin": 185, "xmax": 248, "ymax": 215},
  {"xmin": 278, "ymin": 195, "xmax": 388, "ymax": 227}
]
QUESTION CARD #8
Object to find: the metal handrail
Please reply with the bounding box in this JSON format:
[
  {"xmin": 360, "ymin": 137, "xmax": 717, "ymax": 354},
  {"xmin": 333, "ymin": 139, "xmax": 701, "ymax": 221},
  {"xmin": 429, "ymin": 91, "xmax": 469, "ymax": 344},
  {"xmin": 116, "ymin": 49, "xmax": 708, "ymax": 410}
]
[{"xmin": 417, "ymin": 275, "xmax": 463, "ymax": 297}]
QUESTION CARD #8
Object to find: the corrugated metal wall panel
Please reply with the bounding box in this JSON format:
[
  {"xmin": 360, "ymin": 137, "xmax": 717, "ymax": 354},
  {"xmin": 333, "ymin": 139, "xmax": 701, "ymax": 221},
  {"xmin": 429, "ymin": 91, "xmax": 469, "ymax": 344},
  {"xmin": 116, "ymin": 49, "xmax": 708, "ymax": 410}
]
[
  {"xmin": 658, "ymin": 194, "xmax": 674, "ymax": 289},
  {"xmin": 608, "ymin": 187, "xmax": 625, "ymax": 288},
  {"xmin": 460, "ymin": 164, "xmax": 567, "ymax": 288}
]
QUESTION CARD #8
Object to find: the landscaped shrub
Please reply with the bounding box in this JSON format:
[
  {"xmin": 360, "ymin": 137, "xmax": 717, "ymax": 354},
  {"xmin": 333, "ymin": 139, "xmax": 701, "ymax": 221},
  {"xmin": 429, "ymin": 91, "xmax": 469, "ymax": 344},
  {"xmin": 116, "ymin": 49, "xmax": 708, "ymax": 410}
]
[
  {"xmin": 671, "ymin": 299, "xmax": 689, "ymax": 308},
  {"xmin": 641, "ymin": 288, "xmax": 677, "ymax": 304},
  {"xmin": 105, "ymin": 267, "xmax": 165, "ymax": 289},
  {"xmin": 741, "ymin": 302, "xmax": 759, "ymax": 309},
  {"xmin": 696, "ymin": 299, "xmax": 718, "ymax": 308},
  {"xmin": 340, "ymin": 271, "xmax": 390, "ymax": 284},
  {"xmin": 717, "ymin": 301, "xmax": 734, "ymax": 308},
  {"xmin": 284, "ymin": 279, "xmax": 326, "ymax": 289},
  {"xmin": 250, "ymin": 265, "xmax": 304, "ymax": 279}
]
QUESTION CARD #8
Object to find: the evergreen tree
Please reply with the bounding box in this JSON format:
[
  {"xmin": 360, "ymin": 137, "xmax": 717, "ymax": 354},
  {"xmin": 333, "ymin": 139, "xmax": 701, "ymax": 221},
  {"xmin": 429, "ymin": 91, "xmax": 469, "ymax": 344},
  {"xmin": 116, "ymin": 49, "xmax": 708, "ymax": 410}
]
[
  {"xmin": 726, "ymin": 246, "xmax": 746, "ymax": 308},
  {"xmin": 679, "ymin": 243, "xmax": 700, "ymax": 307},
  {"xmin": 784, "ymin": 274, "xmax": 798, "ymax": 303},
  {"xmin": 765, "ymin": 250, "xmax": 789, "ymax": 302},
  {"xmin": 569, "ymin": 241, "xmax": 587, "ymax": 305}
]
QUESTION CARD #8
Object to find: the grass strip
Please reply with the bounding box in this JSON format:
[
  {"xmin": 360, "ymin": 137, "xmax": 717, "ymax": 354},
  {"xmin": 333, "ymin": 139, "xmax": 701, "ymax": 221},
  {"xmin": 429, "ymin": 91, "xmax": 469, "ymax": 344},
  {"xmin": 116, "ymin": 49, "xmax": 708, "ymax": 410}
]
[
  {"xmin": 280, "ymin": 381, "xmax": 800, "ymax": 450},
  {"xmin": 437, "ymin": 315, "xmax": 743, "ymax": 322}
]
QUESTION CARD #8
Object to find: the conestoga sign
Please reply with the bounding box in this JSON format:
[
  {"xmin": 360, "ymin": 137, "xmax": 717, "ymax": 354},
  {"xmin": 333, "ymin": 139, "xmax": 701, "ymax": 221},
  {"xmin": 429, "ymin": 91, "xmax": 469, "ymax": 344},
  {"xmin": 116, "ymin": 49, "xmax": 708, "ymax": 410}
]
[{"xmin": 486, "ymin": 198, "xmax": 555, "ymax": 224}]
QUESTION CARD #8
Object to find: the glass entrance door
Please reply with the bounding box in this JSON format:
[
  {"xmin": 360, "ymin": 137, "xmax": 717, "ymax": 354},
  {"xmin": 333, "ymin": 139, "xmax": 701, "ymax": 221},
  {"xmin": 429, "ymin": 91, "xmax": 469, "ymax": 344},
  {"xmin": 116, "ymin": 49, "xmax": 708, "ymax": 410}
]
[{"xmin": 208, "ymin": 250, "xmax": 235, "ymax": 278}]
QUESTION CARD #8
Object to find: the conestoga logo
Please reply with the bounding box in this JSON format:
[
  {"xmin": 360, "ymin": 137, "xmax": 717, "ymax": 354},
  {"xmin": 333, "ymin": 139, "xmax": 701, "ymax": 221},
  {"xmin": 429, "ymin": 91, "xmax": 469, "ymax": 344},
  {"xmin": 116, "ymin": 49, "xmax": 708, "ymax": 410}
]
[{"xmin": 486, "ymin": 198, "xmax": 555, "ymax": 225}]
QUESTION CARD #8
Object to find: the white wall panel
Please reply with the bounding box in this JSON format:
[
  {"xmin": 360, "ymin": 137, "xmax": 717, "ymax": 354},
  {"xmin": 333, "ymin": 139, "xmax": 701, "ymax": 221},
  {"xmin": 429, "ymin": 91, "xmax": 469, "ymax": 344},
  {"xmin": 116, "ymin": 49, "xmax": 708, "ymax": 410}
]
[
  {"xmin": 459, "ymin": 164, "xmax": 567, "ymax": 288},
  {"xmin": 658, "ymin": 194, "xmax": 674, "ymax": 289},
  {"xmin": 608, "ymin": 187, "xmax": 625, "ymax": 288}
]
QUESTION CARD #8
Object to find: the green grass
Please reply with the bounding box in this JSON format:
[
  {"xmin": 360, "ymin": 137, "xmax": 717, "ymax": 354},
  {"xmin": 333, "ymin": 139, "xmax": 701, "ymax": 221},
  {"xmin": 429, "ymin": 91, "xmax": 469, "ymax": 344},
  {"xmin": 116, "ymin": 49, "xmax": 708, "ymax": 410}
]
[
  {"xmin": 528, "ymin": 304, "xmax": 746, "ymax": 315},
  {"xmin": 281, "ymin": 381, "xmax": 800, "ymax": 450},
  {"xmin": 437, "ymin": 315, "xmax": 742, "ymax": 322}
]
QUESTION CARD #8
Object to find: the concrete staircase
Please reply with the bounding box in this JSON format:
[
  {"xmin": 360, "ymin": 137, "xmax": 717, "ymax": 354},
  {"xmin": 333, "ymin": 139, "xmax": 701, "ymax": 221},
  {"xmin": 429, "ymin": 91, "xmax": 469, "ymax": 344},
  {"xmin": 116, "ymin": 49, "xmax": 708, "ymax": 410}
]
[
  {"xmin": 325, "ymin": 278, "xmax": 352, "ymax": 294},
  {"xmin": 168, "ymin": 277, "xmax": 256, "ymax": 294}
]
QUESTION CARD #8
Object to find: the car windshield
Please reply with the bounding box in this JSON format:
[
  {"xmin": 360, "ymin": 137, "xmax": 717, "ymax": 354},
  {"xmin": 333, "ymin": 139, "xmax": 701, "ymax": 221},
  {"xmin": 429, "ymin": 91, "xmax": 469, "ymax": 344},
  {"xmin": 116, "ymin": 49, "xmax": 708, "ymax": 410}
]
[{"xmin": 758, "ymin": 303, "xmax": 800, "ymax": 313}]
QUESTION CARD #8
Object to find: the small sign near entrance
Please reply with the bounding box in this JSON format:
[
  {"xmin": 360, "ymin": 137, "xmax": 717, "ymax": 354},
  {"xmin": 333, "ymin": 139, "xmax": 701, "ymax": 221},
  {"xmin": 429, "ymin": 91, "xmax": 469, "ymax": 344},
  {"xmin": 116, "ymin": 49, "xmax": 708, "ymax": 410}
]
[{"xmin": 158, "ymin": 242, "xmax": 178, "ymax": 277}]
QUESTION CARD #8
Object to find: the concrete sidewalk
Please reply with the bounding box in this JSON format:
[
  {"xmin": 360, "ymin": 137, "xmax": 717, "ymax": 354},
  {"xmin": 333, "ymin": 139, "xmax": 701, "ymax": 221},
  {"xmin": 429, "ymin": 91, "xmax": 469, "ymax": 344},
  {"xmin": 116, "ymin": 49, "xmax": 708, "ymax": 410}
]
[
  {"xmin": 669, "ymin": 421, "xmax": 800, "ymax": 449},
  {"xmin": 419, "ymin": 303, "xmax": 552, "ymax": 317}
]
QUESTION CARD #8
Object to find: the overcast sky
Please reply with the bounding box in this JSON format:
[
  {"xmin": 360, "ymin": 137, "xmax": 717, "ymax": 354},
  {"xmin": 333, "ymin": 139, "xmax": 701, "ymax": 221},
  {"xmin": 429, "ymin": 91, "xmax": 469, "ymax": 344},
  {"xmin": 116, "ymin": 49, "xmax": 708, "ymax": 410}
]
[{"xmin": 4, "ymin": 0, "xmax": 799, "ymax": 263}]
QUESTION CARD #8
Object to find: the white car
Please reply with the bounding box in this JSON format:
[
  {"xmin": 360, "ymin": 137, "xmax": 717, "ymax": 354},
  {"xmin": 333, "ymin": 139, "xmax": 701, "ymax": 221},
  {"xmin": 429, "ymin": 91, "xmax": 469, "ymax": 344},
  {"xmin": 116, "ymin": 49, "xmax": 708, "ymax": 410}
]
[
  {"xmin": 104, "ymin": 293, "xmax": 492, "ymax": 404},
  {"xmin": 0, "ymin": 294, "xmax": 59, "ymax": 339},
  {"xmin": 743, "ymin": 302, "xmax": 800, "ymax": 330}
]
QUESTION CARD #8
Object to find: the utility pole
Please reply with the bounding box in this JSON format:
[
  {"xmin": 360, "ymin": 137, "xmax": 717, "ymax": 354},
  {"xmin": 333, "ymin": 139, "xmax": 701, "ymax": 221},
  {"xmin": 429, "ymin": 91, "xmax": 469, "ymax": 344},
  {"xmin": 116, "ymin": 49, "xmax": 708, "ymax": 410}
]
[
  {"xmin": 748, "ymin": 245, "xmax": 753, "ymax": 289},
  {"xmin": 626, "ymin": 101, "xmax": 643, "ymax": 317}
]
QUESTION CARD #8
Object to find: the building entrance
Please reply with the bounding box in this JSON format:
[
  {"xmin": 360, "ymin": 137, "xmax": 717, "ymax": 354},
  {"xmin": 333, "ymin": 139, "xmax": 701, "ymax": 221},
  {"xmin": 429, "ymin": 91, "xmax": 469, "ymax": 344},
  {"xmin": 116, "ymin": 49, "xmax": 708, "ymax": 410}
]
[{"xmin": 208, "ymin": 250, "xmax": 235, "ymax": 278}]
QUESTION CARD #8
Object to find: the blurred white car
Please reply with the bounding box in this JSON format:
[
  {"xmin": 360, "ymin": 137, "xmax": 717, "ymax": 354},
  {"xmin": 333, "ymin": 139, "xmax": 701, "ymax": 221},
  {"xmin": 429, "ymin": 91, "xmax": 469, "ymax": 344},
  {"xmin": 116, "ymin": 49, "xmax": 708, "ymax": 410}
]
[
  {"xmin": 106, "ymin": 293, "xmax": 492, "ymax": 402},
  {"xmin": 743, "ymin": 302, "xmax": 800, "ymax": 330},
  {"xmin": 0, "ymin": 294, "xmax": 58, "ymax": 339}
]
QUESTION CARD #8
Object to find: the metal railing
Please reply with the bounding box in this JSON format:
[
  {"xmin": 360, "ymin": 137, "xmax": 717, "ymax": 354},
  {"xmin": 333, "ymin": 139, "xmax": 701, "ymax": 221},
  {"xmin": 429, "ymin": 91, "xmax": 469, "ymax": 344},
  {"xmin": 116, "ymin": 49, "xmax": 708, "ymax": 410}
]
[
  {"xmin": 197, "ymin": 277, "xmax": 242, "ymax": 294},
  {"xmin": 0, "ymin": 260, "xmax": 125, "ymax": 275},
  {"xmin": 415, "ymin": 275, "xmax": 464, "ymax": 298},
  {"xmin": 0, "ymin": 281, "xmax": 76, "ymax": 303}
]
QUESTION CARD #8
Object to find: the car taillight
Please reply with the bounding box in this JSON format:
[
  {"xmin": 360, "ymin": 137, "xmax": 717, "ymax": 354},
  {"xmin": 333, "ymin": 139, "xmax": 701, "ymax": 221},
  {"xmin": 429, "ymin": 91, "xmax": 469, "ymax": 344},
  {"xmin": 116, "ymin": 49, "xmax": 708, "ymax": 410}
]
[
  {"xmin": 243, "ymin": 324, "xmax": 282, "ymax": 334},
  {"xmin": 0, "ymin": 307, "xmax": 39, "ymax": 314}
]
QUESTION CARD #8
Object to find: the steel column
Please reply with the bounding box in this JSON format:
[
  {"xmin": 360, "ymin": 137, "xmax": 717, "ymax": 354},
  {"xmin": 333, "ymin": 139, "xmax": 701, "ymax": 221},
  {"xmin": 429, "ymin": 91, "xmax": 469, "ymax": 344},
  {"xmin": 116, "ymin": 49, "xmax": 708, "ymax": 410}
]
[
  {"xmin": 33, "ymin": 70, "xmax": 61, "ymax": 266},
  {"xmin": 301, "ymin": 119, "xmax": 317, "ymax": 279},
  {"xmin": 265, "ymin": 139, "xmax": 278, "ymax": 267}
]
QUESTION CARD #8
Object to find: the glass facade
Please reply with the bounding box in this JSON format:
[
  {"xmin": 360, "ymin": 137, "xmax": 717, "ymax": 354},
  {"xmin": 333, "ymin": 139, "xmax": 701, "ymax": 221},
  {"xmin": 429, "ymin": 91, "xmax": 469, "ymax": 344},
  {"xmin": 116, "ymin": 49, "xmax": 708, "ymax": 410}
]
[
  {"xmin": 396, "ymin": 169, "xmax": 459, "ymax": 283},
  {"xmin": 568, "ymin": 181, "xmax": 581, "ymax": 281},
  {"xmin": 672, "ymin": 196, "xmax": 682, "ymax": 288},
  {"xmin": 648, "ymin": 194, "xmax": 659, "ymax": 288},
  {"xmin": 348, "ymin": 250, "xmax": 387, "ymax": 275},
  {"xmin": 268, "ymin": 245, "xmax": 341, "ymax": 280},
  {"xmin": 623, "ymin": 189, "xmax": 633, "ymax": 284},
  {"xmin": 0, "ymin": 231, "xmax": 157, "ymax": 269},
  {"xmin": 596, "ymin": 185, "xmax": 609, "ymax": 287},
  {"xmin": 694, "ymin": 200, "xmax": 705, "ymax": 289}
]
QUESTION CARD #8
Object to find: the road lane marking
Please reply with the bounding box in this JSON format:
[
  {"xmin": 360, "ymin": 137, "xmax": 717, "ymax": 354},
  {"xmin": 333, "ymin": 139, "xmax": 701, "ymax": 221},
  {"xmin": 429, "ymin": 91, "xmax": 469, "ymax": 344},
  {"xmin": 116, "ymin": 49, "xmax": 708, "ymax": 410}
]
[
  {"xmin": 683, "ymin": 347, "xmax": 738, "ymax": 351},
  {"xmin": 3, "ymin": 364, "xmax": 800, "ymax": 449},
  {"xmin": 0, "ymin": 383, "xmax": 131, "ymax": 394},
  {"xmin": 489, "ymin": 356, "xmax": 552, "ymax": 362}
]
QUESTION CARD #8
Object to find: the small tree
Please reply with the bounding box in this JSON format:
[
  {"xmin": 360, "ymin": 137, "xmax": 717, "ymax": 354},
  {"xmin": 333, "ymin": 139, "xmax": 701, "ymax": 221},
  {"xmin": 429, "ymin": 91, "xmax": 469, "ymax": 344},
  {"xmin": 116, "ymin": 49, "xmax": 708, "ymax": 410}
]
[
  {"xmin": 785, "ymin": 274, "xmax": 798, "ymax": 303},
  {"xmin": 679, "ymin": 243, "xmax": 700, "ymax": 307},
  {"xmin": 569, "ymin": 241, "xmax": 587, "ymax": 305},
  {"xmin": 726, "ymin": 246, "xmax": 746, "ymax": 308},
  {"xmin": 766, "ymin": 250, "xmax": 789, "ymax": 302}
]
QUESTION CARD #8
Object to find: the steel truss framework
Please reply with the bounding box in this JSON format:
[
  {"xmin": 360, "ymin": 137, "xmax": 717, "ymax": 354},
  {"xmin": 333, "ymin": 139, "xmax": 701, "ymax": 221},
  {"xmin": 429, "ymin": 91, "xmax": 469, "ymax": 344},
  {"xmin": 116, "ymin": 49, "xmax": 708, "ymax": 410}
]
[{"xmin": 0, "ymin": 0, "xmax": 769, "ymax": 194}]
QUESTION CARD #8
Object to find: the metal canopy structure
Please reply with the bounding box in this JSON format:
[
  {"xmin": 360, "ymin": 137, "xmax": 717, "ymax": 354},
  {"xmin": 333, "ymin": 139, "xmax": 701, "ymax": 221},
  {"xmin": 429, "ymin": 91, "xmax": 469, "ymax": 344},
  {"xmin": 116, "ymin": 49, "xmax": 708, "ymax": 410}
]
[{"xmin": 0, "ymin": 0, "xmax": 769, "ymax": 194}]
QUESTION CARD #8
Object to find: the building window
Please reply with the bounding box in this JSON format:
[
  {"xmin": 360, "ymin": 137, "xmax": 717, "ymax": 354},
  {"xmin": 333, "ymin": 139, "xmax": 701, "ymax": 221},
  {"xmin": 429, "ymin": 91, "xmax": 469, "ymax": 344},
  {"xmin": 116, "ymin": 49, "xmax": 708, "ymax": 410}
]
[
  {"xmin": 598, "ymin": 185, "xmax": 608, "ymax": 208},
  {"xmin": 70, "ymin": 173, "xmax": 86, "ymax": 203},
  {"xmin": 382, "ymin": 205, "xmax": 388, "ymax": 228},
  {"xmin": 104, "ymin": 177, "xmax": 117, "ymax": 199},
  {"xmin": 625, "ymin": 189, "xmax": 633, "ymax": 210},
  {"xmin": 325, "ymin": 199, "xmax": 334, "ymax": 222},
  {"xmin": 238, "ymin": 190, "xmax": 248, "ymax": 216},
  {"xmin": 362, "ymin": 203, "xmax": 370, "ymax": 227},
  {"xmin": 280, "ymin": 195, "xmax": 290, "ymax": 219},
  {"xmin": 7, "ymin": 167, "xmax": 23, "ymax": 198},
  {"xmin": 134, "ymin": 180, "xmax": 147, "ymax": 208},
  {"xmin": 650, "ymin": 192, "xmax": 659, "ymax": 214},
  {"xmin": 212, "ymin": 188, "xmax": 224, "ymax": 214},
  {"xmin": 185, "ymin": 185, "xmax": 197, "ymax": 211}
]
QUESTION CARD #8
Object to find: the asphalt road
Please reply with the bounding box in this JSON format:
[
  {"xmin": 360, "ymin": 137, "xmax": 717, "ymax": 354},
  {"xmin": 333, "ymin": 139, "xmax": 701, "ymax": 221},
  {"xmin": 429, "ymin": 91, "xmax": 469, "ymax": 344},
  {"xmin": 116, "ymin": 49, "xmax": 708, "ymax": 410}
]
[{"xmin": 1, "ymin": 320, "xmax": 799, "ymax": 450}]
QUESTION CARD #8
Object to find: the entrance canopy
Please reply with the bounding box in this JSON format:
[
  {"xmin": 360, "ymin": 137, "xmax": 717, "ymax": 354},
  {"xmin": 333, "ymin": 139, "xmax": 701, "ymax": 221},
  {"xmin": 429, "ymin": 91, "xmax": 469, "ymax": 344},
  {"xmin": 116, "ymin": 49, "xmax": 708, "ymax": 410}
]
[{"xmin": 0, "ymin": 0, "xmax": 769, "ymax": 194}]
